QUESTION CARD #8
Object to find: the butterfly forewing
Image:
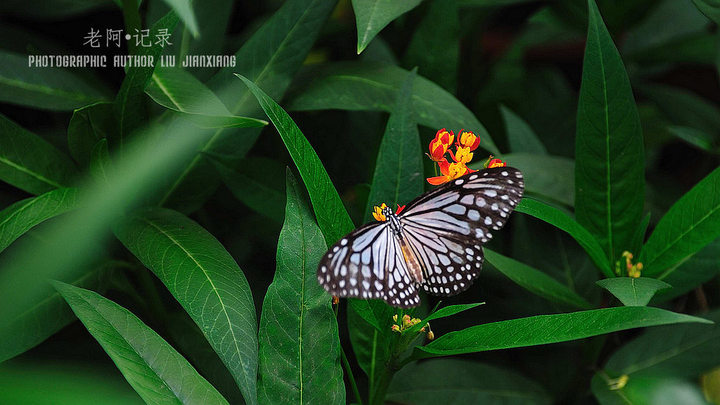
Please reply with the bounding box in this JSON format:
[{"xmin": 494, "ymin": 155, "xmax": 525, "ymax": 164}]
[{"xmin": 317, "ymin": 167, "xmax": 524, "ymax": 308}]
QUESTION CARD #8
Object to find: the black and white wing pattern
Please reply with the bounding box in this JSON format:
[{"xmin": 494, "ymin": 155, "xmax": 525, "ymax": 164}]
[
  {"xmin": 317, "ymin": 222, "xmax": 421, "ymax": 307},
  {"xmin": 400, "ymin": 167, "xmax": 524, "ymax": 298},
  {"xmin": 317, "ymin": 166, "xmax": 524, "ymax": 308}
]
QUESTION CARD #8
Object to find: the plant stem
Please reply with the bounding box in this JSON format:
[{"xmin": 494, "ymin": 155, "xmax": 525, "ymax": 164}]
[{"xmin": 369, "ymin": 354, "xmax": 399, "ymax": 405}]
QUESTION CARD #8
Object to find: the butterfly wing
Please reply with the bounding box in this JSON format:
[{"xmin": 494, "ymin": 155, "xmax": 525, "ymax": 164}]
[
  {"xmin": 316, "ymin": 221, "xmax": 420, "ymax": 308},
  {"xmin": 399, "ymin": 167, "xmax": 524, "ymax": 296}
]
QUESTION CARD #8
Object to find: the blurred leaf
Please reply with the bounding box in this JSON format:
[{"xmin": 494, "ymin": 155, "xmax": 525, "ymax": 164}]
[
  {"xmin": 414, "ymin": 307, "xmax": 711, "ymax": 358},
  {"xmin": 181, "ymin": 0, "xmax": 233, "ymax": 80},
  {"xmin": 352, "ymin": 0, "xmax": 423, "ymax": 54},
  {"xmin": 89, "ymin": 139, "xmax": 111, "ymax": 184},
  {"xmin": 485, "ymin": 248, "xmax": 593, "ymax": 309},
  {"xmin": 347, "ymin": 302, "xmax": 392, "ymax": 378},
  {"xmin": 668, "ymin": 125, "xmax": 720, "ymax": 154},
  {"xmin": 113, "ymin": 208, "xmax": 258, "ymax": 405},
  {"xmin": 54, "ymin": 281, "xmax": 229, "ymax": 405},
  {"xmin": 0, "ymin": 114, "xmax": 78, "ymax": 195},
  {"xmin": 387, "ymin": 359, "xmax": 552, "ymax": 404},
  {"xmin": 654, "ymin": 237, "xmax": 720, "ymax": 302},
  {"xmin": 476, "ymin": 153, "xmax": 574, "ymax": 207},
  {"xmin": 515, "ymin": 198, "xmax": 612, "ymax": 276},
  {"xmin": 0, "ymin": 360, "xmax": 142, "ymax": 405},
  {"xmin": 0, "ymin": 188, "xmax": 79, "ymax": 252},
  {"xmin": 575, "ymin": 0, "xmax": 645, "ymax": 266},
  {"xmin": 596, "ymin": 277, "xmax": 671, "ymax": 306},
  {"xmin": 67, "ymin": 102, "xmax": 116, "ymax": 167},
  {"xmin": 210, "ymin": 156, "xmax": 286, "ymax": 223},
  {"xmin": 237, "ymin": 75, "xmax": 355, "ymax": 245},
  {"xmin": 404, "ymin": 0, "xmax": 459, "ymax": 92},
  {"xmin": 0, "ymin": 51, "xmax": 109, "ymax": 111},
  {"xmin": 160, "ymin": 0, "xmax": 198, "ymax": 37},
  {"xmin": 159, "ymin": 0, "xmax": 337, "ymax": 213},
  {"xmin": 288, "ymin": 62, "xmax": 499, "ymax": 154},
  {"xmin": 114, "ymin": 11, "xmax": 179, "ymax": 148},
  {"xmin": 145, "ymin": 67, "xmax": 267, "ymax": 128},
  {"xmin": 641, "ymin": 84, "xmax": 720, "ymax": 136},
  {"xmin": 641, "ymin": 166, "xmax": 720, "ymax": 277},
  {"xmin": 458, "ymin": 0, "xmax": 543, "ymax": 6},
  {"xmin": 702, "ymin": 367, "xmax": 720, "ymax": 405},
  {"xmin": 501, "ymin": 105, "xmax": 548, "ymax": 155},
  {"xmin": 0, "ymin": 260, "xmax": 117, "ymax": 363},
  {"xmin": 257, "ymin": 171, "xmax": 345, "ymax": 404},
  {"xmin": 0, "ymin": 0, "xmax": 115, "ymax": 19},
  {"xmin": 693, "ymin": 0, "xmax": 720, "ymax": 25},
  {"xmin": 592, "ymin": 374, "xmax": 708, "ymax": 405}
]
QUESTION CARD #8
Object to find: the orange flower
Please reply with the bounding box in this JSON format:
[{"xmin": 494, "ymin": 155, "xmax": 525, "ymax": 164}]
[
  {"xmin": 457, "ymin": 130, "xmax": 480, "ymax": 151},
  {"xmin": 485, "ymin": 155, "xmax": 506, "ymax": 168},
  {"xmin": 427, "ymin": 129, "xmax": 454, "ymax": 162},
  {"xmin": 427, "ymin": 159, "xmax": 475, "ymax": 185}
]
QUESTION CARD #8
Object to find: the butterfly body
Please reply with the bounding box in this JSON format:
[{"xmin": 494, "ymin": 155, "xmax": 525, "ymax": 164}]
[{"xmin": 317, "ymin": 167, "xmax": 524, "ymax": 308}]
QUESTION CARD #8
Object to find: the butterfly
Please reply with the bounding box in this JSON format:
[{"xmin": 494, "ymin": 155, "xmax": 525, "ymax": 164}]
[{"xmin": 316, "ymin": 166, "xmax": 524, "ymax": 308}]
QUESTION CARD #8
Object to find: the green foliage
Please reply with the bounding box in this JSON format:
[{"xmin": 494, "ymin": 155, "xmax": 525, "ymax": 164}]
[{"xmin": 1, "ymin": 0, "xmax": 719, "ymax": 403}]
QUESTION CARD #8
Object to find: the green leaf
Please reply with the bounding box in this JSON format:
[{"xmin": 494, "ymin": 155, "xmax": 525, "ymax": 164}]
[
  {"xmin": 515, "ymin": 198, "xmax": 612, "ymax": 276},
  {"xmin": 641, "ymin": 166, "xmax": 720, "ymax": 277},
  {"xmin": 0, "ymin": 51, "xmax": 109, "ymax": 111},
  {"xmin": 352, "ymin": 0, "xmax": 423, "ymax": 54},
  {"xmin": 596, "ymin": 277, "xmax": 671, "ymax": 306},
  {"xmin": 387, "ymin": 359, "xmax": 552, "ymax": 404},
  {"xmin": 592, "ymin": 374, "xmax": 707, "ymax": 405},
  {"xmin": 347, "ymin": 303, "xmax": 392, "ymax": 379},
  {"xmin": 89, "ymin": 139, "xmax": 111, "ymax": 184},
  {"xmin": 485, "ymin": 249, "xmax": 592, "ymax": 309},
  {"xmin": 237, "ymin": 75, "xmax": 355, "ymax": 245},
  {"xmin": 404, "ymin": 303, "xmax": 484, "ymax": 335},
  {"xmin": 654, "ymin": 238, "xmax": 720, "ymax": 302},
  {"xmin": 497, "ymin": 153, "xmax": 574, "ymax": 206},
  {"xmin": 667, "ymin": 125, "xmax": 720, "ymax": 154},
  {"xmin": 348, "ymin": 298, "xmax": 396, "ymax": 332},
  {"xmin": 67, "ymin": 102, "xmax": 116, "ymax": 168},
  {"xmin": 415, "ymin": 307, "xmax": 711, "ymax": 358},
  {"xmin": 145, "ymin": 67, "xmax": 267, "ymax": 128},
  {"xmin": 210, "ymin": 156, "xmax": 286, "ymax": 223},
  {"xmin": 0, "ymin": 360, "xmax": 142, "ymax": 405},
  {"xmin": 365, "ymin": 68, "xmax": 422, "ymax": 219},
  {"xmin": 575, "ymin": 0, "xmax": 645, "ymax": 266},
  {"xmin": 257, "ymin": 171, "xmax": 345, "ymax": 404},
  {"xmin": 693, "ymin": 0, "xmax": 720, "ymax": 25},
  {"xmin": 114, "ymin": 11, "xmax": 179, "ymax": 148},
  {"xmin": 53, "ymin": 281, "xmax": 228, "ymax": 405},
  {"xmin": 640, "ymin": 84, "xmax": 720, "ymax": 136},
  {"xmin": 0, "ymin": 114, "xmax": 78, "ymax": 195},
  {"xmin": 0, "ymin": 188, "xmax": 79, "ymax": 253},
  {"xmin": 403, "ymin": 0, "xmax": 460, "ymax": 92},
  {"xmin": 0, "ymin": 261, "xmax": 118, "ymax": 363},
  {"xmin": 159, "ymin": 0, "xmax": 198, "ymax": 37},
  {"xmin": 288, "ymin": 63, "xmax": 499, "ymax": 154},
  {"xmin": 501, "ymin": 105, "xmax": 548, "ymax": 155},
  {"xmin": 113, "ymin": 208, "xmax": 258, "ymax": 405},
  {"xmin": 180, "ymin": 0, "xmax": 233, "ymax": 80},
  {"xmin": 159, "ymin": 0, "xmax": 337, "ymax": 212}
]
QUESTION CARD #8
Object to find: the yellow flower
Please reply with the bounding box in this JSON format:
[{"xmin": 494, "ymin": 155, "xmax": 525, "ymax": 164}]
[
  {"xmin": 372, "ymin": 203, "xmax": 388, "ymax": 222},
  {"xmin": 455, "ymin": 146, "xmax": 474, "ymax": 164}
]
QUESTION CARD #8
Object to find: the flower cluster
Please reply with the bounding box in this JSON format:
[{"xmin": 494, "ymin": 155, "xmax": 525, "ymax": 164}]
[
  {"xmin": 426, "ymin": 129, "xmax": 506, "ymax": 185},
  {"xmin": 390, "ymin": 314, "xmax": 434, "ymax": 340},
  {"xmin": 616, "ymin": 251, "xmax": 643, "ymax": 278}
]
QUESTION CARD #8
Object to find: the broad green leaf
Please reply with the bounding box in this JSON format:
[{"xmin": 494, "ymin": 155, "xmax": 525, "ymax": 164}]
[
  {"xmin": 640, "ymin": 84, "xmax": 720, "ymax": 136},
  {"xmin": 0, "ymin": 260, "xmax": 117, "ymax": 363},
  {"xmin": 654, "ymin": 238, "xmax": 720, "ymax": 302},
  {"xmin": 515, "ymin": 198, "xmax": 612, "ymax": 276},
  {"xmin": 114, "ymin": 11, "xmax": 179, "ymax": 148},
  {"xmin": 485, "ymin": 249, "xmax": 592, "ymax": 309},
  {"xmin": 575, "ymin": 0, "xmax": 645, "ymax": 266},
  {"xmin": 592, "ymin": 374, "xmax": 707, "ymax": 405},
  {"xmin": 159, "ymin": 0, "xmax": 198, "ymax": 37},
  {"xmin": 258, "ymin": 171, "xmax": 345, "ymax": 404},
  {"xmin": 596, "ymin": 277, "xmax": 671, "ymax": 306},
  {"xmin": 365, "ymin": 69, "xmax": 422, "ymax": 220},
  {"xmin": 145, "ymin": 67, "xmax": 267, "ymax": 128},
  {"xmin": 403, "ymin": 0, "xmax": 460, "ymax": 92},
  {"xmin": 210, "ymin": 156, "xmax": 286, "ymax": 223},
  {"xmin": 90, "ymin": 139, "xmax": 111, "ymax": 184},
  {"xmin": 288, "ymin": 63, "xmax": 499, "ymax": 154},
  {"xmin": 53, "ymin": 282, "xmax": 228, "ymax": 405},
  {"xmin": 237, "ymin": 75, "xmax": 355, "ymax": 245},
  {"xmin": 67, "ymin": 102, "xmax": 116, "ymax": 167},
  {"xmin": 0, "ymin": 114, "xmax": 78, "ymax": 194},
  {"xmin": 641, "ymin": 166, "xmax": 720, "ymax": 276},
  {"xmin": 0, "ymin": 360, "xmax": 142, "ymax": 405},
  {"xmin": 113, "ymin": 208, "xmax": 258, "ymax": 405},
  {"xmin": 501, "ymin": 105, "xmax": 547, "ymax": 155},
  {"xmin": 387, "ymin": 359, "xmax": 552, "ymax": 404},
  {"xmin": 347, "ymin": 302, "xmax": 392, "ymax": 379},
  {"xmin": 159, "ymin": 0, "xmax": 337, "ymax": 212},
  {"xmin": 404, "ymin": 303, "xmax": 484, "ymax": 335},
  {"xmin": 348, "ymin": 298, "xmax": 396, "ymax": 332},
  {"xmin": 415, "ymin": 307, "xmax": 711, "ymax": 358},
  {"xmin": 0, "ymin": 51, "xmax": 109, "ymax": 111},
  {"xmin": 0, "ymin": 188, "xmax": 79, "ymax": 253},
  {"xmin": 470, "ymin": 153, "xmax": 574, "ymax": 207},
  {"xmin": 693, "ymin": 0, "xmax": 720, "ymax": 25},
  {"xmin": 352, "ymin": 0, "xmax": 423, "ymax": 54}
]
